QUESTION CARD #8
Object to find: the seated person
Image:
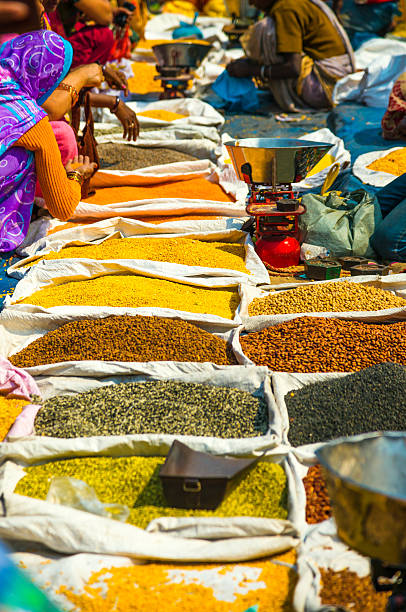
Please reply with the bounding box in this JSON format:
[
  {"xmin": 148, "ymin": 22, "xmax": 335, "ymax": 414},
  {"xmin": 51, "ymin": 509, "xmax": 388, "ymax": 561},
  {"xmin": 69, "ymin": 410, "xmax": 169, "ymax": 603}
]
[
  {"xmin": 381, "ymin": 71, "xmax": 406, "ymax": 140},
  {"xmin": 0, "ymin": 31, "xmax": 96, "ymax": 252},
  {"xmin": 333, "ymin": 0, "xmax": 399, "ymax": 48},
  {"xmin": 371, "ymin": 173, "xmax": 406, "ymax": 261},
  {"xmin": 226, "ymin": 0, "xmax": 355, "ymax": 112}
]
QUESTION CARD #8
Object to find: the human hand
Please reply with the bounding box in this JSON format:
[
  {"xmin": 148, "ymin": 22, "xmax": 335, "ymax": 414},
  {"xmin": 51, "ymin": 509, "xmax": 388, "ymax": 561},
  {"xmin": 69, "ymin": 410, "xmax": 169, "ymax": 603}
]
[
  {"xmin": 65, "ymin": 155, "xmax": 97, "ymax": 180},
  {"xmin": 113, "ymin": 6, "xmax": 133, "ymax": 28},
  {"xmin": 103, "ymin": 65, "xmax": 129, "ymax": 96},
  {"xmin": 82, "ymin": 63, "xmax": 104, "ymax": 89},
  {"xmin": 114, "ymin": 100, "xmax": 139, "ymax": 141},
  {"xmin": 226, "ymin": 58, "xmax": 260, "ymax": 79}
]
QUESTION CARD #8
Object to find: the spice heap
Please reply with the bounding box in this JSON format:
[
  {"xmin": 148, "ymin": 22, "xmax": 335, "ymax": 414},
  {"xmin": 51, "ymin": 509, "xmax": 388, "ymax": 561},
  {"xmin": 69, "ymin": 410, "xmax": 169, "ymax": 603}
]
[
  {"xmin": 240, "ymin": 317, "xmax": 406, "ymax": 372},
  {"xmin": 0, "ymin": 397, "xmax": 28, "ymax": 441},
  {"xmin": 56, "ymin": 549, "xmax": 297, "ymax": 612},
  {"xmin": 320, "ymin": 568, "xmax": 390, "ymax": 611},
  {"xmin": 18, "ymin": 275, "xmax": 239, "ymax": 319},
  {"xmin": 34, "ymin": 380, "xmax": 268, "ymax": 438},
  {"xmin": 367, "ymin": 149, "xmax": 406, "ymax": 176},
  {"xmin": 137, "ymin": 110, "xmax": 187, "ymax": 121},
  {"xmin": 303, "ymin": 464, "xmax": 332, "ymax": 524},
  {"xmin": 285, "ymin": 363, "xmax": 406, "ymax": 445},
  {"xmin": 28, "ymin": 237, "xmax": 248, "ymax": 273},
  {"xmin": 128, "ymin": 62, "xmax": 162, "ymax": 94},
  {"xmin": 248, "ymin": 281, "xmax": 406, "ymax": 316},
  {"xmin": 98, "ymin": 144, "xmax": 198, "ymax": 171},
  {"xmin": 10, "ymin": 316, "xmax": 237, "ymax": 367},
  {"xmin": 15, "ymin": 457, "xmax": 288, "ymax": 528},
  {"xmin": 84, "ymin": 178, "xmax": 234, "ymax": 206}
]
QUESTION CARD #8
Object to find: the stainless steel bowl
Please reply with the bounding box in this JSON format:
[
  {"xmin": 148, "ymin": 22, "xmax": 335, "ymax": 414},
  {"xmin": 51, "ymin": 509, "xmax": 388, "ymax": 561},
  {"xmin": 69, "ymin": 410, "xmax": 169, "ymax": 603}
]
[
  {"xmin": 152, "ymin": 42, "xmax": 212, "ymax": 68},
  {"xmin": 225, "ymin": 137, "xmax": 332, "ymax": 184},
  {"xmin": 316, "ymin": 432, "xmax": 406, "ymax": 566}
]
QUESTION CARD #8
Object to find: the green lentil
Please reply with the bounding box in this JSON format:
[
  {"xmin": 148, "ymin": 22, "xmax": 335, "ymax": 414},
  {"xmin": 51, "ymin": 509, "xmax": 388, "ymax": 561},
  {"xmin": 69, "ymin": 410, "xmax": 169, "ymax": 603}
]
[
  {"xmin": 248, "ymin": 281, "xmax": 406, "ymax": 316},
  {"xmin": 286, "ymin": 362, "xmax": 406, "ymax": 446},
  {"xmin": 34, "ymin": 380, "xmax": 269, "ymax": 438},
  {"xmin": 10, "ymin": 315, "xmax": 237, "ymax": 367},
  {"xmin": 18, "ymin": 275, "xmax": 240, "ymax": 319},
  {"xmin": 15, "ymin": 457, "xmax": 288, "ymax": 529}
]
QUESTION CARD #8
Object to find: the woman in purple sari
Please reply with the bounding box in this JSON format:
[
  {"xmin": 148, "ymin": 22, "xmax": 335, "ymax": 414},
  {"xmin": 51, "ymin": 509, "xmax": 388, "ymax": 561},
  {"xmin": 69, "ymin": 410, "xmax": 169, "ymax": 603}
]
[{"xmin": 0, "ymin": 29, "xmax": 96, "ymax": 252}]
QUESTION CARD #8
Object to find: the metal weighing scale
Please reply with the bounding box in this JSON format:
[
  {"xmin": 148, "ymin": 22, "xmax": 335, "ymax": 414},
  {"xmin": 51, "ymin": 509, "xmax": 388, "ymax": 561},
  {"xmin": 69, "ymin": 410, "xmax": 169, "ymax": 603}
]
[
  {"xmin": 225, "ymin": 138, "xmax": 332, "ymax": 268},
  {"xmin": 152, "ymin": 42, "xmax": 211, "ymax": 99},
  {"xmin": 317, "ymin": 432, "xmax": 406, "ymax": 611}
]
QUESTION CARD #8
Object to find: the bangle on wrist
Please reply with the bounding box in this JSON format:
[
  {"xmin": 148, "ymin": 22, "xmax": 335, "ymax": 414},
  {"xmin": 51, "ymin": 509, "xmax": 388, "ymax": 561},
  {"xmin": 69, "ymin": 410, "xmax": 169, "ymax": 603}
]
[
  {"xmin": 260, "ymin": 64, "xmax": 271, "ymax": 81},
  {"xmin": 66, "ymin": 170, "xmax": 84, "ymax": 186},
  {"xmin": 57, "ymin": 82, "xmax": 79, "ymax": 106},
  {"xmin": 110, "ymin": 96, "xmax": 120, "ymax": 114}
]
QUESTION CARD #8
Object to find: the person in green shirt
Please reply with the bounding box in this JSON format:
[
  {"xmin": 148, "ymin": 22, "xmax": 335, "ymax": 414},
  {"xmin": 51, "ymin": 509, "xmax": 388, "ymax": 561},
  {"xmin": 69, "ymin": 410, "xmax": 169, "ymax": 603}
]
[{"xmin": 227, "ymin": 0, "xmax": 356, "ymax": 111}]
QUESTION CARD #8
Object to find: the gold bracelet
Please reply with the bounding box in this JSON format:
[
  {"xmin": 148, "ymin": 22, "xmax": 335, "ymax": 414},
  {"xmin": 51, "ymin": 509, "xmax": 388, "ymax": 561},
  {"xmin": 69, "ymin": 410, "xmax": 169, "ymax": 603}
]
[
  {"xmin": 57, "ymin": 82, "xmax": 79, "ymax": 106},
  {"xmin": 66, "ymin": 170, "xmax": 84, "ymax": 185}
]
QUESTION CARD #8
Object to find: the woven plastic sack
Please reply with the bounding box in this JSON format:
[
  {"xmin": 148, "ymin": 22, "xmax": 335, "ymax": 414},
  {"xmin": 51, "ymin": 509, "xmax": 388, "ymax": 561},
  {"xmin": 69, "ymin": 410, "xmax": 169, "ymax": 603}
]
[{"xmin": 299, "ymin": 189, "xmax": 382, "ymax": 258}]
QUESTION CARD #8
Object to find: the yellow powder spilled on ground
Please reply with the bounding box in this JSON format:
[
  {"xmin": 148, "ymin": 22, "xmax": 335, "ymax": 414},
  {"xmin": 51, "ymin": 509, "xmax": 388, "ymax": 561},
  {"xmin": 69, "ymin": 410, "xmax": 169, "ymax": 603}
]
[
  {"xmin": 367, "ymin": 149, "xmax": 406, "ymax": 176},
  {"xmin": 83, "ymin": 178, "xmax": 235, "ymax": 205},
  {"xmin": 0, "ymin": 397, "xmax": 28, "ymax": 441},
  {"xmin": 137, "ymin": 110, "xmax": 187, "ymax": 121},
  {"xmin": 18, "ymin": 275, "xmax": 239, "ymax": 319},
  {"xmin": 56, "ymin": 550, "xmax": 297, "ymax": 612},
  {"xmin": 29, "ymin": 237, "xmax": 249, "ymax": 273}
]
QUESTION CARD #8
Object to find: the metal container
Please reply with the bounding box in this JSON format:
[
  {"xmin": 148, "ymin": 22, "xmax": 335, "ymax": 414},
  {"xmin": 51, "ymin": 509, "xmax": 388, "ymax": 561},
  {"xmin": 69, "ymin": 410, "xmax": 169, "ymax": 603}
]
[
  {"xmin": 316, "ymin": 432, "xmax": 406, "ymax": 566},
  {"xmin": 305, "ymin": 258, "xmax": 342, "ymax": 280},
  {"xmin": 225, "ymin": 138, "xmax": 332, "ymax": 185},
  {"xmin": 152, "ymin": 42, "xmax": 212, "ymax": 68}
]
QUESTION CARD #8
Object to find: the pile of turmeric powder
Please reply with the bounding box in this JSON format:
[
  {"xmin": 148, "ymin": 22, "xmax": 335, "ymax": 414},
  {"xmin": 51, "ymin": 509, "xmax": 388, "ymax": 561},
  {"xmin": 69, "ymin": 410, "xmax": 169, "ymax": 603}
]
[{"xmin": 367, "ymin": 148, "xmax": 406, "ymax": 175}]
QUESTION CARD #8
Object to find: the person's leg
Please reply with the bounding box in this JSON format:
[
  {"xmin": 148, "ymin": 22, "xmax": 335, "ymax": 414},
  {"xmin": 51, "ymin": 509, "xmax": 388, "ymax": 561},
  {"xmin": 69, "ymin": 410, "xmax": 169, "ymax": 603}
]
[
  {"xmin": 68, "ymin": 25, "xmax": 114, "ymax": 69},
  {"xmin": 371, "ymin": 196, "xmax": 406, "ymax": 261},
  {"xmin": 376, "ymin": 173, "xmax": 406, "ymax": 217}
]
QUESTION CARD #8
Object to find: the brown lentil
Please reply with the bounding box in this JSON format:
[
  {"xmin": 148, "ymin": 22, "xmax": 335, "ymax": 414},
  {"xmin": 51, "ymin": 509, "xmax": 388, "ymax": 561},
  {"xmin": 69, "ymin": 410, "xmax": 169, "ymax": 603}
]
[
  {"xmin": 27, "ymin": 237, "xmax": 249, "ymax": 273},
  {"xmin": 18, "ymin": 275, "xmax": 240, "ymax": 319},
  {"xmin": 240, "ymin": 316, "xmax": 406, "ymax": 372},
  {"xmin": 55, "ymin": 549, "xmax": 297, "ymax": 612},
  {"xmin": 320, "ymin": 568, "xmax": 390, "ymax": 611},
  {"xmin": 98, "ymin": 144, "xmax": 198, "ymax": 171},
  {"xmin": 286, "ymin": 362, "xmax": 406, "ymax": 445},
  {"xmin": 15, "ymin": 457, "xmax": 288, "ymax": 529},
  {"xmin": 10, "ymin": 315, "xmax": 237, "ymax": 367},
  {"xmin": 302, "ymin": 464, "xmax": 332, "ymax": 524},
  {"xmin": 248, "ymin": 281, "xmax": 406, "ymax": 316},
  {"xmin": 34, "ymin": 380, "xmax": 269, "ymax": 438}
]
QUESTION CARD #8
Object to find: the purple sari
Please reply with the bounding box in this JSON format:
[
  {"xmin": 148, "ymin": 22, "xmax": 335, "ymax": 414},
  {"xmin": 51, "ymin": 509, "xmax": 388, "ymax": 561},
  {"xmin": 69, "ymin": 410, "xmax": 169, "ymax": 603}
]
[{"xmin": 0, "ymin": 31, "xmax": 73, "ymax": 252}]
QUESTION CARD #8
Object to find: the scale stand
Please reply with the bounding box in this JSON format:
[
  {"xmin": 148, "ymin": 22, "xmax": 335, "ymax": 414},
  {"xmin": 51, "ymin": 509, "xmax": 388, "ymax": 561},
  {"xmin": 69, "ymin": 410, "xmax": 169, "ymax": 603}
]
[
  {"xmin": 371, "ymin": 559, "xmax": 406, "ymax": 611},
  {"xmin": 154, "ymin": 66, "xmax": 191, "ymax": 99}
]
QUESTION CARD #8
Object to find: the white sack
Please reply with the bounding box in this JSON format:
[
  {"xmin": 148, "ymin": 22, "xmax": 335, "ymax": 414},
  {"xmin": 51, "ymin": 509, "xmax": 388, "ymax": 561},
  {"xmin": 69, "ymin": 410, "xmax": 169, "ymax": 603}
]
[
  {"xmin": 353, "ymin": 146, "xmax": 404, "ymax": 187},
  {"xmin": 9, "ymin": 231, "xmax": 269, "ymax": 287},
  {"xmin": 0, "ymin": 437, "xmax": 300, "ymax": 561},
  {"xmin": 132, "ymin": 98, "xmax": 225, "ymax": 127},
  {"xmin": 144, "ymin": 13, "xmax": 230, "ymax": 43}
]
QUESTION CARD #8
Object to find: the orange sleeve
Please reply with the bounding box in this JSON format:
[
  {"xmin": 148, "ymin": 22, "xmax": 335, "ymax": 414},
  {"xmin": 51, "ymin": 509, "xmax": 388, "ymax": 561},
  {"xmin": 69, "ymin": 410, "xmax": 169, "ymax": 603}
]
[{"xmin": 15, "ymin": 117, "xmax": 81, "ymax": 222}]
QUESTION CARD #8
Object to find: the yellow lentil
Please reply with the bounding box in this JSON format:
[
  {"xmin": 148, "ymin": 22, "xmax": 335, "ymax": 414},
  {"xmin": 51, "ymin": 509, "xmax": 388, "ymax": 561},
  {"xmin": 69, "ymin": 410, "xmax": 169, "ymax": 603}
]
[
  {"xmin": 55, "ymin": 550, "xmax": 297, "ymax": 612},
  {"xmin": 18, "ymin": 275, "xmax": 240, "ymax": 319},
  {"xmin": 248, "ymin": 281, "xmax": 406, "ymax": 316},
  {"xmin": 0, "ymin": 397, "xmax": 28, "ymax": 441},
  {"xmin": 14, "ymin": 456, "xmax": 288, "ymax": 529},
  {"xmin": 27, "ymin": 237, "xmax": 249, "ymax": 274},
  {"xmin": 367, "ymin": 148, "xmax": 406, "ymax": 176},
  {"xmin": 137, "ymin": 110, "xmax": 187, "ymax": 121},
  {"xmin": 128, "ymin": 62, "xmax": 162, "ymax": 94}
]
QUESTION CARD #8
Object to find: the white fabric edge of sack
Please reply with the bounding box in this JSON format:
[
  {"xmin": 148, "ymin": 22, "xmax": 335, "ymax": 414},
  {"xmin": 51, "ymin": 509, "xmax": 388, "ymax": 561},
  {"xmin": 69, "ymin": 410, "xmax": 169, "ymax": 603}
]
[
  {"xmin": 0, "ymin": 308, "xmax": 241, "ymax": 360},
  {"xmin": 238, "ymin": 274, "xmax": 406, "ymax": 332},
  {"xmin": 5, "ymin": 259, "xmax": 247, "ymax": 306},
  {"xmin": 133, "ymin": 98, "xmax": 225, "ymax": 127},
  {"xmin": 92, "ymin": 158, "xmax": 214, "ymax": 180},
  {"xmin": 352, "ymin": 146, "xmax": 404, "ymax": 187},
  {"xmin": 294, "ymin": 128, "xmax": 351, "ymax": 191},
  {"xmin": 9, "ymin": 230, "xmax": 269, "ymax": 286},
  {"xmin": 17, "ymin": 217, "xmax": 248, "ymax": 257},
  {"xmin": 71, "ymin": 197, "xmax": 245, "ymax": 221},
  {"xmin": 100, "ymin": 122, "xmax": 221, "ymax": 144},
  {"xmin": 294, "ymin": 520, "xmax": 374, "ymax": 612},
  {"xmin": 6, "ymin": 364, "xmax": 282, "ymax": 449},
  {"xmin": 0, "ymin": 438, "xmax": 300, "ymax": 561}
]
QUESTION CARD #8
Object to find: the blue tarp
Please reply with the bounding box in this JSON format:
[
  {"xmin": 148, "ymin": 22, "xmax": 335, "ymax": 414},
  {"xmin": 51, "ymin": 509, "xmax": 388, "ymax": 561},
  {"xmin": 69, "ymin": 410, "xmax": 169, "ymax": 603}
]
[{"xmin": 0, "ymin": 253, "xmax": 19, "ymax": 310}]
